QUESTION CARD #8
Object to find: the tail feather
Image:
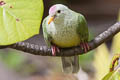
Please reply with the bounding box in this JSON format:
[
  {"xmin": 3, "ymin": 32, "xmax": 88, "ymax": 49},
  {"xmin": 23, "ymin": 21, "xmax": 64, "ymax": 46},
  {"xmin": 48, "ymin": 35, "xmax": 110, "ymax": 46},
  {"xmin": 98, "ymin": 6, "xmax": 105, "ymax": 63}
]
[{"xmin": 61, "ymin": 56, "xmax": 79, "ymax": 73}]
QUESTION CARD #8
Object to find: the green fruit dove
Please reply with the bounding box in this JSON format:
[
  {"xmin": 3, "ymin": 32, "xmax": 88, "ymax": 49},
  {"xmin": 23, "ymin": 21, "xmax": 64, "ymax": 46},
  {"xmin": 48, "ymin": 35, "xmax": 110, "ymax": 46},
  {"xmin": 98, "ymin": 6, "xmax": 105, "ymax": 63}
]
[{"xmin": 42, "ymin": 4, "xmax": 89, "ymax": 73}]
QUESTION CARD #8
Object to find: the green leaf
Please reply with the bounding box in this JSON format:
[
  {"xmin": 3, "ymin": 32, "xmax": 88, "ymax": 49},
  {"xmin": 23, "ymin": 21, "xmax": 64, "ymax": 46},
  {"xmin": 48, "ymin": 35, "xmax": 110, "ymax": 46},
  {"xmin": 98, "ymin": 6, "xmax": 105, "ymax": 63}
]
[
  {"xmin": 0, "ymin": 0, "xmax": 44, "ymax": 45},
  {"xmin": 102, "ymin": 71, "xmax": 115, "ymax": 80},
  {"xmin": 102, "ymin": 71, "xmax": 114, "ymax": 80},
  {"xmin": 102, "ymin": 69, "xmax": 120, "ymax": 80}
]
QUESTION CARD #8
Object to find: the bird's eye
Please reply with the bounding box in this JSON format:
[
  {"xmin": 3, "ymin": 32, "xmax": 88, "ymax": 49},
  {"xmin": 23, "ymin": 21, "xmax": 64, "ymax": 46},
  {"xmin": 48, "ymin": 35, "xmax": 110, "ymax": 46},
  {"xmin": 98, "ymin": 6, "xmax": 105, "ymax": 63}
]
[{"xmin": 57, "ymin": 10, "xmax": 61, "ymax": 13}]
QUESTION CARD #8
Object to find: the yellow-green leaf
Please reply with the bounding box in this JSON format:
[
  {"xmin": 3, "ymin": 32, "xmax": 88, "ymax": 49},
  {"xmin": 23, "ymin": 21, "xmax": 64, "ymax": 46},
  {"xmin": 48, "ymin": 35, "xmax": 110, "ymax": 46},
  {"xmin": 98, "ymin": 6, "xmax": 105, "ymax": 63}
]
[
  {"xmin": 102, "ymin": 69, "xmax": 120, "ymax": 80},
  {"xmin": 102, "ymin": 71, "xmax": 115, "ymax": 80},
  {"xmin": 0, "ymin": 0, "xmax": 44, "ymax": 45}
]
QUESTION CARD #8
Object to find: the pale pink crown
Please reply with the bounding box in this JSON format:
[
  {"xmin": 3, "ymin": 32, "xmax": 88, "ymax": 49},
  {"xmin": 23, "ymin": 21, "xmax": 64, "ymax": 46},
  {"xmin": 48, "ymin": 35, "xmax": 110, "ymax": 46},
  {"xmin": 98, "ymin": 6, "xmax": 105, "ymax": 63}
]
[{"xmin": 49, "ymin": 5, "xmax": 56, "ymax": 15}]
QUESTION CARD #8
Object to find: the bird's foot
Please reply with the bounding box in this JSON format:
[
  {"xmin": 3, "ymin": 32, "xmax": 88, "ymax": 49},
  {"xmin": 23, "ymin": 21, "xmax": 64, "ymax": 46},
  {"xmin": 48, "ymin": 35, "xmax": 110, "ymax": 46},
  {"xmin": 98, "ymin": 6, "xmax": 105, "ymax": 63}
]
[
  {"xmin": 80, "ymin": 42, "xmax": 90, "ymax": 53},
  {"xmin": 51, "ymin": 45, "xmax": 60, "ymax": 56}
]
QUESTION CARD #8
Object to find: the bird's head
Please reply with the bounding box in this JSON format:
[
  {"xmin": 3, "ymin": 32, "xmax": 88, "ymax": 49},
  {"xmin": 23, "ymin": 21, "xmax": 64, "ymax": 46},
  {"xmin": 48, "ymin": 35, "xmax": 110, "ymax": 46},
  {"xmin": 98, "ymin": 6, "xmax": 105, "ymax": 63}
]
[{"xmin": 48, "ymin": 4, "xmax": 69, "ymax": 24}]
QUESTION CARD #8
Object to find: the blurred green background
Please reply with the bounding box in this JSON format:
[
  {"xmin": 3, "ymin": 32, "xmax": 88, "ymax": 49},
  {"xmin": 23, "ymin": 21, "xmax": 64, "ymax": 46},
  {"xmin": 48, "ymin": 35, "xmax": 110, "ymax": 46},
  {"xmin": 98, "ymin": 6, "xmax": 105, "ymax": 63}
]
[{"xmin": 0, "ymin": 0, "xmax": 120, "ymax": 80}]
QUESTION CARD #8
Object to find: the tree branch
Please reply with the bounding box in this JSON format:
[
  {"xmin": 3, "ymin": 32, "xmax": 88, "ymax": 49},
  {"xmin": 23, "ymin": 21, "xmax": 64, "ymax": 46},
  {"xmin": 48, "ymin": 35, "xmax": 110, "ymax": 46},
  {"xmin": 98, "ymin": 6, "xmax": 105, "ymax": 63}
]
[{"xmin": 0, "ymin": 22, "xmax": 120, "ymax": 56}]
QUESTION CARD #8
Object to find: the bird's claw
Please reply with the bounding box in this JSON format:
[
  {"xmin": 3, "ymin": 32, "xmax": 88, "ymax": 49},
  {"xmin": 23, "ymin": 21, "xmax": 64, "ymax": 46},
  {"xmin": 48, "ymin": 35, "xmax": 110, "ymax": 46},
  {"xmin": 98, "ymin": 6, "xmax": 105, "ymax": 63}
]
[
  {"xmin": 51, "ymin": 45, "xmax": 60, "ymax": 56},
  {"xmin": 80, "ymin": 42, "xmax": 90, "ymax": 53}
]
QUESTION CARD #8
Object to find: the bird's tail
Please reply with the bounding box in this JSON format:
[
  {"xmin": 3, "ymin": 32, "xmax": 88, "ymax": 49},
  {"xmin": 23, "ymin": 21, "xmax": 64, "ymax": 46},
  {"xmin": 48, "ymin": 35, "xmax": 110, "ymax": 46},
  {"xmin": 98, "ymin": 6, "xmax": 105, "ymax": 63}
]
[{"xmin": 61, "ymin": 56, "xmax": 79, "ymax": 73}]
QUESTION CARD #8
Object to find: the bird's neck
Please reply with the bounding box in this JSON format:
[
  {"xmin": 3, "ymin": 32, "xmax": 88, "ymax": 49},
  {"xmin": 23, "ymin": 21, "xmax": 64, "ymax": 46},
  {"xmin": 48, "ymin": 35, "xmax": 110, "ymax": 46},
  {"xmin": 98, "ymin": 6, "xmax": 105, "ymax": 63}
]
[{"xmin": 54, "ymin": 17, "xmax": 65, "ymax": 24}]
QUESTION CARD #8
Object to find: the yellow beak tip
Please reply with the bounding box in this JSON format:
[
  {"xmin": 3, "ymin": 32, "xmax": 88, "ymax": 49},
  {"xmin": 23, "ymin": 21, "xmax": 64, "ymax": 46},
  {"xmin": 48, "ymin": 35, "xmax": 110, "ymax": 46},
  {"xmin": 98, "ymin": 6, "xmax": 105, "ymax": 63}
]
[
  {"xmin": 48, "ymin": 17, "xmax": 54, "ymax": 24},
  {"xmin": 48, "ymin": 22, "xmax": 50, "ymax": 24}
]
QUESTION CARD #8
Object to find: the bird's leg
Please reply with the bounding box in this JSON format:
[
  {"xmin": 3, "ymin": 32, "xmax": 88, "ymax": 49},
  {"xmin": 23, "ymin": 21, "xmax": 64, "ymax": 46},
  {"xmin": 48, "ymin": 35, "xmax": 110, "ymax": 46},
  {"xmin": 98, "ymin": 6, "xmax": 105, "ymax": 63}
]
[
  {"xmin": 85, "ymin": 42, "xmax": 90, "ymax": 50},
  {"xmin": 80, "ymin": 43, "xmax": 85, "ymax": 52},
  {"xmin": 80, "ymin": 42, "xmax": 90, "ymax": 53},
  {"xmin": 51, "ymin": 45, "xmax": 60, "ymax": 56}
]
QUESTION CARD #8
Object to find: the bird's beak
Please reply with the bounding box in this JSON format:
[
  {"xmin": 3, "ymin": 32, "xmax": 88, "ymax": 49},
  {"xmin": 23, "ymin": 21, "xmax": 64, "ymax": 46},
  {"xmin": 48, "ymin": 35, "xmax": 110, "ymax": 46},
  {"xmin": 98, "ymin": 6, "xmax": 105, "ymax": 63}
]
[{"xmin": 48, "ymin": 16, "xmax": 55, "ymax": 24}]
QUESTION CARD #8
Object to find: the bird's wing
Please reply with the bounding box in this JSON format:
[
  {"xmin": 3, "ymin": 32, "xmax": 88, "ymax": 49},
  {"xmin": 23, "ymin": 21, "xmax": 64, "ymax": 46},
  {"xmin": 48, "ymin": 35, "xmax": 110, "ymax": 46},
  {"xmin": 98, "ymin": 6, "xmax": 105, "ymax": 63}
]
[
  {"xmin": 76, "ymin": 14, "xmax": 89, "ymax": 42},
  {"xmin": 42, "ymin": 17, "xmax": 52, "ymax": 47}
]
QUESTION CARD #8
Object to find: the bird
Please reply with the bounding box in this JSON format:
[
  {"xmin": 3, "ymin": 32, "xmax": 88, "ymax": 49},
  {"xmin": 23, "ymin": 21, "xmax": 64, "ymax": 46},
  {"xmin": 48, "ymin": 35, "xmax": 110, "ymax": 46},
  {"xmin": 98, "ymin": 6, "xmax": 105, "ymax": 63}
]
[{"xmin": 42, "ymin": 4, "xmax": 89, "ymax": 73}]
